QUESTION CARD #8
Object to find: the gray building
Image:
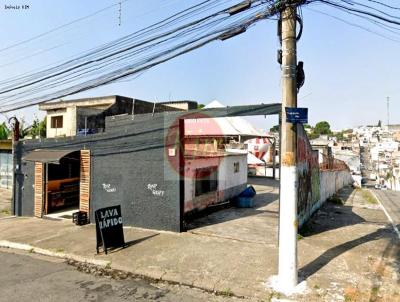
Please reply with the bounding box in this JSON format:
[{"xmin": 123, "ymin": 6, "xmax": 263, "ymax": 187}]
[{"xmin": 13, "ymin": 103, "xmax": 280, "ymax": 232}]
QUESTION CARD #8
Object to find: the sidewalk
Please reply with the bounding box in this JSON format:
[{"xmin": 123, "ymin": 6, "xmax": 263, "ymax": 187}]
[{"xmin": 0, "ymin": 182, "xmax": 399, "ymax": 301}]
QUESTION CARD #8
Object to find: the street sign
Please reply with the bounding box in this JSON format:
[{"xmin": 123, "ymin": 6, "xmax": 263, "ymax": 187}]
[
  {"xmin": 95, "ymin": 205, "xmax": 125, "ymax": 254},
  {"xmin": 285, "ymin": 107, "xmax": 308, "ymax": 124}
]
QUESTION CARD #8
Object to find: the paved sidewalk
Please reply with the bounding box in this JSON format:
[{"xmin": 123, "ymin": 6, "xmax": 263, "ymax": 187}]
[{"xmin": 0, "ymin": 182, "xmax": 399, "ymax": 301}]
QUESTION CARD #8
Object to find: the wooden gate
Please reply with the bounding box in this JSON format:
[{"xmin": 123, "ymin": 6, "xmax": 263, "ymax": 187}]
[
  {"xmin": 79, "ymin": 150, "xmax": 91, "ymax": 213},
  {"xmin": 34, "ymin": 162, "xmax": 43, "ymax": 217}
]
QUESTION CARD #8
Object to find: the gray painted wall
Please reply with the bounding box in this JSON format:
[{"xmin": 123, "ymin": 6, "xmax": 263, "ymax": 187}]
[{"xmin": 14, "ymin": 111, "xmax": 184, "ymax": 231}]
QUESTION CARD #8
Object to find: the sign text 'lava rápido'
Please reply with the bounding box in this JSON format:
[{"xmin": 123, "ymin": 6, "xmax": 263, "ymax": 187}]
[{"xmin": 95, "ymin": 205, "xmax": 125, "ymax": 254}]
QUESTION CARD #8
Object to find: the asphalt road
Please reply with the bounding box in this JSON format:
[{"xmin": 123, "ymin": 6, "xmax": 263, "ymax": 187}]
[
  {"xmin": 374, "ymin": 189, "xmax": 400, "ymax": 226},
  {"xmin": 0, "ymin": 250, "xmax": 237, "ymax": 302}
]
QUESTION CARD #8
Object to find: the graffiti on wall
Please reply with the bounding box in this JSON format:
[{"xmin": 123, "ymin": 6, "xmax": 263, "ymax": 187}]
[
  {"xmin": 297, "ymin": 124, "xmax": 320, "ymax": 224},
  {"xmin": 102, "ymin": 183, "xmax": 116, "ymax": 193},
  {"xmin": 147, "ymin": 183, "xmax": 165, "ymax": 197}
]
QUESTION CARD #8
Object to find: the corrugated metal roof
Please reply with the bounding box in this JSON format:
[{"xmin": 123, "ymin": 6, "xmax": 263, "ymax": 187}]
[{"xmin": 23, "ymin": 149, "xmax": 80, "ymax": 164}]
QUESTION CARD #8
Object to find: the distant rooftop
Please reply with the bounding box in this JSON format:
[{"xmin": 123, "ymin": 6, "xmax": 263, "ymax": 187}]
[{"xmin": 39, "ymin": 95, "xmax": 130, "ymax": 110}]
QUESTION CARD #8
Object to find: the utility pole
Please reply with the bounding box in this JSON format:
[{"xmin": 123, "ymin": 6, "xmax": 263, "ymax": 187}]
[
  {"xmin": 387, "ymin": 96, "xmax": 390, "ymax": 129},
  {"xmin": 278, "ymin": 3, "xmax": 298, "ymax": 289}
]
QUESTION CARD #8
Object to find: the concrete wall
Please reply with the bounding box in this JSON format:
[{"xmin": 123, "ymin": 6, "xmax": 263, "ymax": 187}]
[
  {"xmin": 76, "ymin": 96, "xmax": 134, "ymax": 132},
  {"xmin": 184, "ymin": 153, "xmax": 247, "ymax": 213},
  {"xmin": 297, "ymin": 124, "xmax": 353, "ymax": 228},
  {"xmin": 46, "ymin": 107, "xmax": 77, "ymax": 138},
  {"xmin": 319, "ymin": 170, "xmax": 353, "ymax": 203}
]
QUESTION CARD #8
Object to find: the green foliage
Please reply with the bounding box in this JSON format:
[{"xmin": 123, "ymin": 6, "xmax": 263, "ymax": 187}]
[
  {"xmin": 197, "ymin": 104, "xmax": 205, "ymax": 109},
  {"xmin": 14, "ymin": 117, "xmax": 30, "ymax": 139},
  {"xmin": 314, "ymin": 121, "xmax": 332, "ymax": 135},
  {"xmin": 385, "ymin": 171, "xmax": 393, "ymax": 181},
  {"xmin": 0, "ymin": 122, "xmax": 10, "ymax": 140},
  {"xmin": 327, "ymin": 194, "xmax": 344, "ymax": 205},
  {"xmin": 360, "ymin": 190, "xmax": 378, "ymax": 204},
  {"xmin": 270, "ymin": 125, "xmax": 279, "ymax": 133},
  {"xmin": 308, "ymin": 131, "xmax": 319, "ymax": 140},
  {"xmin": 29, "ymin": 118, "xmax": 46, "ymax": 139},
  {"xmin": 335, "ymin": 131, "xmax": 344, "ymax": 141},
  {"xmin": 219, "ymin": 288, "xmax": 234, "ymax": 297}
]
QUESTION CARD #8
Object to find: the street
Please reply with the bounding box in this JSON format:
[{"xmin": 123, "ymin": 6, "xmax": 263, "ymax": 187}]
[
  {"xmin": 0, "ymin": 249, "xmax": 239, "ymax": 302},
  {"xmin": 374, "ymin": 189, "xmax": 400, "ymax": 226}
]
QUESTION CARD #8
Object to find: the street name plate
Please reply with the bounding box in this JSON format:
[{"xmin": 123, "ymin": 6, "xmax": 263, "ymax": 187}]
[
  {"xmin": 95, "ymin": 205, "xmax": 125, "ymax": 254},
  {"xmin": 285, "ymin": 107, "xmax": 308, "ymax": 124}
]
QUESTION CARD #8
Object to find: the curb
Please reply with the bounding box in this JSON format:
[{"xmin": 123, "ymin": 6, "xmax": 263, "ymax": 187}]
[
  {"xmin": 0, "ymin": 240, "xmax": 109, "ymax": 267},
  {"xmin": 0, "ymin": 239, "xmax": 249, "ymax": 300},
  {"xmin": 368, "ymin": 190, "xmax": 400, "ymax": 240}
]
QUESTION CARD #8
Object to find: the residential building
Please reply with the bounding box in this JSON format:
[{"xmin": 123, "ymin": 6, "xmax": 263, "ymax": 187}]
[{"xmin": 39, "ymin": 95, "xmax": 196, "ymax": 138}]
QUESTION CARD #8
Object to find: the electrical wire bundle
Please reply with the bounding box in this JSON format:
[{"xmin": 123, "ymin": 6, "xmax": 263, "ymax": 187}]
[
  {"xmin": 1, "ymin": 0, "xmax": 398, "ymax": 113},
  {"xmin": 0, "ymin": 0, "xmax": 304, "ymax": 113},
  {"xmin": 309, "ymin": 0, "xmax": 400, "ymax": 41}
]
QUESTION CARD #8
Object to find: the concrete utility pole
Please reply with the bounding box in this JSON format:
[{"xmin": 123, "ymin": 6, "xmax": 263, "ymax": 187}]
[
  {"xmin": 278, "ymin": 3, "xmax": 298, "ymax": 289},
  {"xmin": 387, "ymin": 96, "xmax": 390, "ymax": 128}
]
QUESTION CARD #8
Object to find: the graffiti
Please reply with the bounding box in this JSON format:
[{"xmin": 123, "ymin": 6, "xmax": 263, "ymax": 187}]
[
  {"xmin": 147, "ymin": 183, "xmax": 165, "ymax": 197},
  {"xmin": 102, "ymin": 183, "xmax": 116, "ymax": 193},
  {"xmin": 297, "ymin": 124, "xmax": 321, "ymax": 226}
]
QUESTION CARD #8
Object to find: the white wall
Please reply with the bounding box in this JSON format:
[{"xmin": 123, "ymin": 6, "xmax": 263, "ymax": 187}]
[
  {"xmin": 319, "ymin": 170, "xmax": 353, "ymax": 203},
  {"xmin": 46, "ymin": 107, "xmax": 77, "ymax": 138},
  {"xmin": 184, "ymin": 154, "xmax": 247, "ymax": 212}
]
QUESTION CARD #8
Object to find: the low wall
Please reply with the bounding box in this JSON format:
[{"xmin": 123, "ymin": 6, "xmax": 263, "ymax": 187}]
[
  {"xmin": 298, "ymin": 169, "xmax": 353, "ymax": 228},
  {"xmin": 319, "ymin": 170, "xmax": 353, "ymax": 204},
  {"xmin": 297, "ymin": 124, "xmax": 353, "ymax": 228}
]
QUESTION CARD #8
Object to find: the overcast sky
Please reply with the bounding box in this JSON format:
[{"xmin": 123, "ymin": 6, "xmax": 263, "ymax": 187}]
[{"xmin": 0, "ymin": 0, "xmax": 399, "ymax": 131}]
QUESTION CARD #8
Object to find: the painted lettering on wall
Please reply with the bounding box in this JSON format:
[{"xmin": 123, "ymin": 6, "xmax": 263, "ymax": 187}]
[
  {"xmin": 102, "ymin": 183, "xmax": 116, "ymax": 193},
  {"xmin": 147, "ymin": 183, "xmax": 165, "ymax": 197}
]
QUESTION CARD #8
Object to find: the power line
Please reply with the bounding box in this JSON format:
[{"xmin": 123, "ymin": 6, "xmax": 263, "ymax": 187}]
[
  {"xmin": 0, "ymin": 0, "xmax": 285, "ymax": 112},
  {"xmin": 0, "ymin": 0, "xmax": 134, "ymax": 54},
  {"xmin": 2, "ymin": 0, "xmax": 400, "ymax": 112}
]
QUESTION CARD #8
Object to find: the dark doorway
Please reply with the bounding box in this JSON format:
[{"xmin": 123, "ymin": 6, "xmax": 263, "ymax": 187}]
[{"xmin": 46, "ymin": 151, "xmax": 80, "ymax": 214}]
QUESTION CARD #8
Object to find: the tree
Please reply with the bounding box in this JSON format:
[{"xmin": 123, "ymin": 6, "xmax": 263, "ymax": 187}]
[
  {"xmin": 30, "ymin": 118, "xmax": 46, "ymax": 139},
  {"xmin": 0, "ymin": 122, "xmax": 10, "ymax": 140},
  {"xmin": 270, "ymin": 125, "xmax": 280, "ymax": 133},
  {"xmin": 18, "ymin": 118, "xmax": 30, "ymax": 139},
  {"xmin": 197, "ymin": 104, "xmax": 205, "ymax": 109},
  {"xmin": 335, "ymin": 131, "xmax": 344, "ymax": 141},
  {"xmin": 314, "ymin": 121, "xmax": 332, "ymax": 136}
]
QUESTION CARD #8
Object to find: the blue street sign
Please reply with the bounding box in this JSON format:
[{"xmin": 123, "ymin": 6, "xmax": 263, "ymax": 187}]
[{"xmin": 285, "ymin": 107, "xmax": 308, "ymax": 124}]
